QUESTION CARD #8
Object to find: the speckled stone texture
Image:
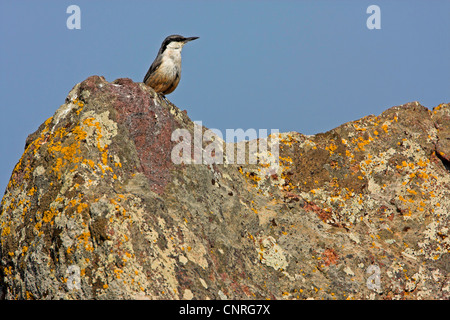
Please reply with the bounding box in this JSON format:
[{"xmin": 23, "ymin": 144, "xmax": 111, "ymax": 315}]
[{"xmin": 0, "ymin": 76, "xmax": 449, "ymax": 299}]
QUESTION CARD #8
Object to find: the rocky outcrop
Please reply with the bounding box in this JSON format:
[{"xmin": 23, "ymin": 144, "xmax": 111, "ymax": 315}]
[{"xmin": 0, "ymin": 75, "xmax": 449, "ymax": 299}]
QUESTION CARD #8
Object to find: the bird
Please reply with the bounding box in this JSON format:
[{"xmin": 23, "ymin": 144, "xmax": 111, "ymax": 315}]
[{"xmin": 143, "ymin": 34, "xmax": 199, "ymax": 96}]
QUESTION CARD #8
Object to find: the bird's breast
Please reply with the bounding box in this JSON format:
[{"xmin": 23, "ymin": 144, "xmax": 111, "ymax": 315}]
[{"xmin": 159, "ymin": 50, "xmax": 182, "ymax": 79}]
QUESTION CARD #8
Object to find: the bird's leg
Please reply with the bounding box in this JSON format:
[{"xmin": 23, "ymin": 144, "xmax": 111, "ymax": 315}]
[{"xmin": 159, "ymin": 93, "xmax": 174, "ymax": 107}]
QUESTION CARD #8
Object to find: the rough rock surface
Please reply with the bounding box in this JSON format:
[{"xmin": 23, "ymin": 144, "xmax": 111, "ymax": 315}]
[{"xmin": 0, "ymin": 75, "xmax": 449, "ymax": 300}]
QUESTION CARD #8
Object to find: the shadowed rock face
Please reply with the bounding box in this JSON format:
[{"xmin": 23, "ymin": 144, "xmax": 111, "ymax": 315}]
[{"xmin": 0, "ymin": 75, "xmax": 449, "ymax": 300}]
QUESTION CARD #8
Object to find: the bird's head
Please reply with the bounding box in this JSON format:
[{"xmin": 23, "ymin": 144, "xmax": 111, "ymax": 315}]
[{"xmin": 160, "ymin": 35, "xmax": 199, "ymax": 53}]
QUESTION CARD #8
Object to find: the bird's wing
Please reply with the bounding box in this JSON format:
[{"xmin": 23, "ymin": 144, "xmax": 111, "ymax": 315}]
[{"xmin": 143, "ymin": 54, "xmax": 163, "ymax": 84}]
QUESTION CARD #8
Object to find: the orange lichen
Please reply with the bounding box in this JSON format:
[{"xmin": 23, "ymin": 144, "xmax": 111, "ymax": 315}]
[
  {"xmin": 42, "ymin": 208, "xmax": 59, "ymax": 224},
  {"xmin": 77, "ymin": 203, "xmax": 89, "ymax": 213}
]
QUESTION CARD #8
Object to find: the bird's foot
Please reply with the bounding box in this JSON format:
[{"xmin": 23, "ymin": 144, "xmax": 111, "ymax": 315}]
[{"xmin": 158, "ymin": 93, "xmax": 174, "ymax": 106}]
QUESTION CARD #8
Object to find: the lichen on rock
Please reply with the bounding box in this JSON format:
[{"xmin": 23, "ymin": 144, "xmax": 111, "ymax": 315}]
[{"xmin": 0, "ymin": 75, "xmax": 448, "ymax": 300}]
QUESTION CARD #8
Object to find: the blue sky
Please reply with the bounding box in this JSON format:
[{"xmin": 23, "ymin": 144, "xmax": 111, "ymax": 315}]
[{"xmin": 1, "ymin": 1, "xmax": 449, "ymax": 195}]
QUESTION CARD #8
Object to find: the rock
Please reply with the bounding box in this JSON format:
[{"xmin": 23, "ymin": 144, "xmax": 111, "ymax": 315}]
[{"xmin": 0, "ymin": 75, "xmax": 449, "ymax": 300}]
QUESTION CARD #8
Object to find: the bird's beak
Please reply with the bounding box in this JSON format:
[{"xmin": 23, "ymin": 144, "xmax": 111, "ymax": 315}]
[{"xmin": 184, "ymin": 36, "xmax": 199, "ymax": 43}]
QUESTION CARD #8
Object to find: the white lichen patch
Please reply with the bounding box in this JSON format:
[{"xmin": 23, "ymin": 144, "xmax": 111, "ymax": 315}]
[
  {"xmin": 183, "ymin": 289, "xmax": 194, "ymax": 300},
  {"xmin": 181, "ymin": 225, "xmax": 209, "ymax": 269},
  {"xmin": 199, "ymin": 278, "xmax": 208, "ymax": 289},
  {"xmin": 257, "ymin": 236, "xmax": 288, "ymax": 271},
  {"xmin": 80, "ymin": 111, "xmax": 118, "ymax": 149},
  {"xmin": 33, "ymin": 165, "xmax": 46, "ymax": 177}
]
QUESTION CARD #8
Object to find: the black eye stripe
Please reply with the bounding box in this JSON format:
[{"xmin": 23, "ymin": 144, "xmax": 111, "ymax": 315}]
[{"xmin": 160, "ymin": 35, "xmax": 185, "ymax": 53}]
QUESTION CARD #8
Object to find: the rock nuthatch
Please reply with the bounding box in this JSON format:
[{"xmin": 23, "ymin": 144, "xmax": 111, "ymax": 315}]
[{"xmin": 143, "ymin": 35, "xmax": 199, "ymax": 95}]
